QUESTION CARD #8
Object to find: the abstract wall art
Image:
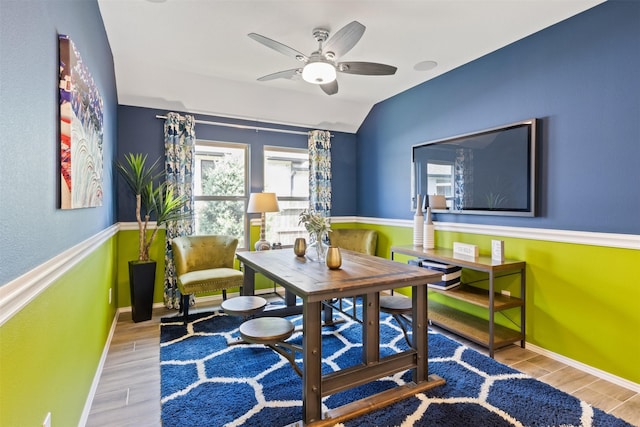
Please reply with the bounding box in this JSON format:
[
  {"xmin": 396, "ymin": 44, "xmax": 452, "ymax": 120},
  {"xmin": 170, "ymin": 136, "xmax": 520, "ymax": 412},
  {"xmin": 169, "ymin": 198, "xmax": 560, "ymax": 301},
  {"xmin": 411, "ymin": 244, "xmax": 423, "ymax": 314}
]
[{"xmin": 59, "ymin": 34, "xmax": 104, "ymax": 209}]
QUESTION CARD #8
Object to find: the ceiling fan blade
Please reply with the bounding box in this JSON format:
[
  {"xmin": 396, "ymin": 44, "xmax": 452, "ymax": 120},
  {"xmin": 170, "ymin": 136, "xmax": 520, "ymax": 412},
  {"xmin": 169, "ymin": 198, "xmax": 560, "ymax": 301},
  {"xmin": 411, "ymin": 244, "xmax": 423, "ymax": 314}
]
[
  {"xmin": 320, "ymin": 80, "xmax": 338, "ymax": 95},
  {"xmin": 337, "ymin": 62, "xmax": 397, "ymax": 76},
  {"xmin": 257, "ymin": 69, "xmax": 301, "ymax": 81},
  {"xmin": 323, "ymin": 21, "xmax": 365, "ymax": 58},
  {"xmin": 248, "ymin": 33, "xmax": 308, "ymax": 62}
]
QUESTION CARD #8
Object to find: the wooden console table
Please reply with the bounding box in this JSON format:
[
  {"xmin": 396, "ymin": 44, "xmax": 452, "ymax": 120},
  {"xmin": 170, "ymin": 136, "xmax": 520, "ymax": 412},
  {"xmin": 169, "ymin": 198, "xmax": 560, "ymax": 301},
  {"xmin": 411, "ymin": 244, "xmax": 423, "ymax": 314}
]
[{"xmin": 390, "ymin": 245, "xmax": 526, "ymax": 357}]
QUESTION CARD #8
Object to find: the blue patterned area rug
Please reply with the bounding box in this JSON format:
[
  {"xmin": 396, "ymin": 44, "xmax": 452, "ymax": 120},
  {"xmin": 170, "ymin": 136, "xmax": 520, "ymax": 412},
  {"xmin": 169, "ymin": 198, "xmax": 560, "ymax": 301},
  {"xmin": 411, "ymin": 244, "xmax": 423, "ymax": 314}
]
[{"xmin": 160, "ymin": 307, "xmax": 631, "ymax": 427}]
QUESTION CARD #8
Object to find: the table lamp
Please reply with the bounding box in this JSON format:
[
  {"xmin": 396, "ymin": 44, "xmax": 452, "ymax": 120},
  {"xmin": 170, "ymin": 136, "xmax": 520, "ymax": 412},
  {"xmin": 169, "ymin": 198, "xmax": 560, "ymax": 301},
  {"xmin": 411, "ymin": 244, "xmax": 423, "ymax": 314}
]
[{"xmin": 247, "ymin": 192, "xmax": 280, "ymax": 251}]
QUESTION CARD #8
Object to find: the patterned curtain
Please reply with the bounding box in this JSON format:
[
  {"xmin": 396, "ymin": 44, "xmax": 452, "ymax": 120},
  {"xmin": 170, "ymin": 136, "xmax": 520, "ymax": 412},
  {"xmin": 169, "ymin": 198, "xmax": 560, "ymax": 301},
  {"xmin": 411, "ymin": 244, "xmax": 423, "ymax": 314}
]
[
  {"xmin": 454, "ymin": 147, "xmax": 473, "ymax": 211},
  {"xmin": 163, "ymin": 112, "xmax": 195, "ymax": 309},
  {"xmin": 308, "ymin": 130, "xmax": 332, "ymax": 222}
]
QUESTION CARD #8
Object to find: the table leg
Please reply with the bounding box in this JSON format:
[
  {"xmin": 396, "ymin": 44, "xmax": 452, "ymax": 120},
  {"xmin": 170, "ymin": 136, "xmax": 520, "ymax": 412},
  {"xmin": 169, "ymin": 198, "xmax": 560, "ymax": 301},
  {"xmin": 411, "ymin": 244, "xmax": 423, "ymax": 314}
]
[
  {"xmin": 412, "ymin": 284, "xmax": 428, "ymax": 383},
  {"xmin": 362, "ymin": 292, "xmax": 380, "ymax": 365},
  {"xmin": 303, "ymin": 301, "xmax": 323, "ymax": 424},
  {"xmin": 489, "ymin": 271, "xmax": 495, "ymax": 358},
  {"xmin": 285, "ymin": 288, "xmax": 297, "ymax": 307},
  {"xmin": 242, "ymin": 265, "xmax": 255, "ymax": 296},
  {"xmin": 322, "ymin": 303, "xmax": 335, "ymax": 325},
  {"xmin": 520, "ymin": 267, "xmax": 526, "ymax": 349}
]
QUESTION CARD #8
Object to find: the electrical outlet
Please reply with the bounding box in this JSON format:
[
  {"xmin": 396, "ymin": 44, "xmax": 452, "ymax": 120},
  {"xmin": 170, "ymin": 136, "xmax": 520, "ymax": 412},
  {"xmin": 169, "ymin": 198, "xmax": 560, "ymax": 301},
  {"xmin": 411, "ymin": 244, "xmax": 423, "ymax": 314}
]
[
  {"xmin": 501, "ymin": 290, "xmax": 511, "ymax": 297},
  {"xmin": 109, "ymin": 288, "xmax": 112, "ymax": 304},
  {"xmin": 43, "ymin": 412, "xmax": 51, "ymax": 427}
]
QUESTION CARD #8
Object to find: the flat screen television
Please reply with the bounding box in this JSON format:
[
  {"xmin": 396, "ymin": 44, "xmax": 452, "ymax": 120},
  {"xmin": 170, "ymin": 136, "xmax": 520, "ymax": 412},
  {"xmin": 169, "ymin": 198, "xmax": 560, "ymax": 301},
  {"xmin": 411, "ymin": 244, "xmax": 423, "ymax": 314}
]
[{"xmin": 412, "ymin": 118, "xmax": 538, "ymax": 217}]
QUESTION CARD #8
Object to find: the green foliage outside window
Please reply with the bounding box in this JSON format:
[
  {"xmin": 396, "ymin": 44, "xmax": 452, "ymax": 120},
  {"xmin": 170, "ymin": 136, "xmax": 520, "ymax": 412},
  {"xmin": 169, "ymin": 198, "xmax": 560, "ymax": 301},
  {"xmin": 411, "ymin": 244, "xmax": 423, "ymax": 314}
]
[{"xmin": 194, "ymin": 153, "xmax": 246, "ymax": 247}]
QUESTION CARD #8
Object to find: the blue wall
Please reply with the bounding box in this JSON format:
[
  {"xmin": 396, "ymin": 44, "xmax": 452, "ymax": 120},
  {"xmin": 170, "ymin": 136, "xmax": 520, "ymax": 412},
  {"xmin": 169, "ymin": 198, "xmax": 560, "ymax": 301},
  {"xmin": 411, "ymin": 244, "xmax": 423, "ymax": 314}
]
[
  {"xmin": 357, "ymin": 0, "xmax": 640, "ymax": 235},
  {"xmin": 3, "ymin": 0, "xmax": 634, "ymax": 288},
  {"xmin": 116, "ymin": 106, "xmax": 358, "ymax": 222},
  {"xmin": 0, "ymin": 0, "xmax": 117, "ymax": 285}
]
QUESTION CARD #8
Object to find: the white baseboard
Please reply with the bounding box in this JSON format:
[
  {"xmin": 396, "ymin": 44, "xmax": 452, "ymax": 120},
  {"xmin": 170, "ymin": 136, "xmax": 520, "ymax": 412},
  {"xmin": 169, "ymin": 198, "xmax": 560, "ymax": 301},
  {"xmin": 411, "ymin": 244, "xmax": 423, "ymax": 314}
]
[
  {"xmin": 78, "ymin": 308, "xmax": 120, "ymax": 427},
  {"xmin": 525, "ymin": 342, "xmax": 640, "ymax": 393}
]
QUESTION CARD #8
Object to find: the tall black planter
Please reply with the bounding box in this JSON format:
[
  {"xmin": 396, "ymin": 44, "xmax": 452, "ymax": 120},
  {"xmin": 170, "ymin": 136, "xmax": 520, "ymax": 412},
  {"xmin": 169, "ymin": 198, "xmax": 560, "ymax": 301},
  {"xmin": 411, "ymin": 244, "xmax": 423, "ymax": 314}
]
[{"xmin": 128, "ymin": 260, "xmax": 156, "ymax": 322}]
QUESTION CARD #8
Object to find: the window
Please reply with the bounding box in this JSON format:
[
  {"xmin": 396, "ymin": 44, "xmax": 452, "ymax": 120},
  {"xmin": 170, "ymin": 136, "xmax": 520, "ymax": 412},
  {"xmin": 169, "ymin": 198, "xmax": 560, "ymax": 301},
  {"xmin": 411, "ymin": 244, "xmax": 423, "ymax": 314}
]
[
  {"xmin": 193, "ymin": 141, "xmax": 249, "ymax": 249},
  {"xmin": 426, "ymin": 162, "xmax": 454, "ymax": 208},
  {"xmin": 263, "ymin": 146, "xmax": 309, "ymax": 246}
]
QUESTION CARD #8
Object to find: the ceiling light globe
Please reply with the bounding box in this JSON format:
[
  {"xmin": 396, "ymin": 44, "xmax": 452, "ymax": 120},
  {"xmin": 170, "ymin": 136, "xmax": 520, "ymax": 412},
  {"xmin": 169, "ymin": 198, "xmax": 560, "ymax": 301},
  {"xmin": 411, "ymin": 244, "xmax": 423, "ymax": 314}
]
[{"xmin": 302, "ymin": 61, "xmax": 336, "ymax": 84}]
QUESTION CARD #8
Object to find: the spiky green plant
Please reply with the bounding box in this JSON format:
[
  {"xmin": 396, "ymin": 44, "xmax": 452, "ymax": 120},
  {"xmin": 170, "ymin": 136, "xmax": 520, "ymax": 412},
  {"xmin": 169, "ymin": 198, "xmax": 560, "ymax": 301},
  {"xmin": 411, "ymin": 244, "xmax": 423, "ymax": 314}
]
[{"xmin": 116, "ymin": 153, "xmax": 189, "ymax": 261}]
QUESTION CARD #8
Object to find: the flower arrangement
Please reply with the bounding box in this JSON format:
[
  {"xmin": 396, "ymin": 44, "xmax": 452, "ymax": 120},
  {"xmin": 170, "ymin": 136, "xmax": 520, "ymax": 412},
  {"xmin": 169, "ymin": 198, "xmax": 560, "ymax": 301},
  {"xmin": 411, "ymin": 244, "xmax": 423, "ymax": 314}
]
[
  {"xmin": 298, "ymin": 209, "xmax": 332, "ymax": 238},
  {"xmin": 298, "ymin": 210, "xmax": 331, "ymax": 261}
]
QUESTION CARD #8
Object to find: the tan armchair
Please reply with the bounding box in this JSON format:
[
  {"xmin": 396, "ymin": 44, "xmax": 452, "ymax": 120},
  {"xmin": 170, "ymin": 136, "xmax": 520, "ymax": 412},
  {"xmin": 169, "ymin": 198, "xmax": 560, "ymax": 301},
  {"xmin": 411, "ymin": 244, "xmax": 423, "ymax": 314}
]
[
  {"xmin": 328, "ymin": 228, "xmax": 378, "ymax": 256},
  {"xmin": 325, "ymin": 228, "xmax": 379, "ymax": 321},
  {"xmin": 172, "ymin": 235, "xmax": 244, "ymax": 322}
]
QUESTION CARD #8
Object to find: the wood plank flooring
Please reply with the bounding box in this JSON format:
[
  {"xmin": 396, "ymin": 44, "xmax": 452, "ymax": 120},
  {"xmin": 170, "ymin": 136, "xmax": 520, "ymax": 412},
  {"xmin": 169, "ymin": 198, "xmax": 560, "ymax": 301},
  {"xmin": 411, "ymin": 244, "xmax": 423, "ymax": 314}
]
[{"xmin": 86, "ymin": 297, "xmax": 640, "ymax": 426}]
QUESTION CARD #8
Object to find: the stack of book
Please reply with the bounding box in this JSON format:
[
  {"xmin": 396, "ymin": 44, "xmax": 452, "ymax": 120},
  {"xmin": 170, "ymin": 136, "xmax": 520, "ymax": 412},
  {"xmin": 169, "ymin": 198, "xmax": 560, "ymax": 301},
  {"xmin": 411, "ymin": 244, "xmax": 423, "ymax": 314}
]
[{"xmin": 409, "ymin": 259, "xmax": 462, "ymax": 290}]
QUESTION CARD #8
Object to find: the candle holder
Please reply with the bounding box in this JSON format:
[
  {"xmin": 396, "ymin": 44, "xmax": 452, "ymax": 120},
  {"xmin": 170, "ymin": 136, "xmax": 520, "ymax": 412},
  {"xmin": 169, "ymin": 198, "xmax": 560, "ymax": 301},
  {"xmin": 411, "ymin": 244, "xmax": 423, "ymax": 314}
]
[
  {"xmin": 294, "ymin": 238, "xmax": 307, "ymax": 257},
  {"xmin": 325, "ymin": 246, "xmax": 342, "ymax": 270}
]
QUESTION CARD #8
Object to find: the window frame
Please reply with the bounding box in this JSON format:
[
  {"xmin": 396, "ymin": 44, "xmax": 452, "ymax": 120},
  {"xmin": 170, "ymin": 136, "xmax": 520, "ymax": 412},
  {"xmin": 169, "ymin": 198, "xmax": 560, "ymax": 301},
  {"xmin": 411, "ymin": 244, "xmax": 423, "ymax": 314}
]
[
  {"xmin": 193, "ymin": 139, "xmax": 250, "ymax": 250},
  {"xmin": 263, "ymin": 145, "xmax": 309, "ymax": 247},
  {"xmin": 426, "ymin": 160, "xmax": 455, "ymax": 209}
]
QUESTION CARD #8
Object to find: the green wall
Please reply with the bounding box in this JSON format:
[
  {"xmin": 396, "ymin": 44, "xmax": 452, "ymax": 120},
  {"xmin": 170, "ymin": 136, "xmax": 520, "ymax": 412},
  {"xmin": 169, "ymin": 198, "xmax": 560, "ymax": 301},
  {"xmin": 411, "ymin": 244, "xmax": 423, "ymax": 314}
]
[
  {"xmin": 0, "ymin": 237, "xmax": 117, "ymax": 426},
  {"xmin": 117, "ymin": 229, "xmax": 168, "ymax": 307},
  {"xmin": 1, "ymin": 223, "xmax": 636, "ymax": 426},
  {"xmin": 340, "ymin": 222, "xmax": 639, "ymax": 384},
  {"xmin": 116, "ymin": 226, "xmax": 272, "ymax": 308},
  {"xmin": 435, "ymin": 229, "xmax": 639, "ymax": 373}
]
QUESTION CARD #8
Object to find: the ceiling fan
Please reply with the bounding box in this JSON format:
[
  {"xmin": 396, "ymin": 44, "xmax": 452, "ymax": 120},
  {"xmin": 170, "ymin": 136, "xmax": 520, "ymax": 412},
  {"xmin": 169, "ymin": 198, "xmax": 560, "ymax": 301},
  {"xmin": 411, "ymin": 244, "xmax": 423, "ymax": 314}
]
[{"xmin": 248, "ymin": 21, "xmax": 397, "ymax": 95}]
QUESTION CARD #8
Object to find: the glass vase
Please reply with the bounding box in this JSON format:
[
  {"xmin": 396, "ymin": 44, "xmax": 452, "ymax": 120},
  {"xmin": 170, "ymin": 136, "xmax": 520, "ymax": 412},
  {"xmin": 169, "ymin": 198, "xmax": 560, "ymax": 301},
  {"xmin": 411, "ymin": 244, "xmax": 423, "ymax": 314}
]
[{"xmin": 306, "ymin": 232, "xmax": 328, "ymax": 262}]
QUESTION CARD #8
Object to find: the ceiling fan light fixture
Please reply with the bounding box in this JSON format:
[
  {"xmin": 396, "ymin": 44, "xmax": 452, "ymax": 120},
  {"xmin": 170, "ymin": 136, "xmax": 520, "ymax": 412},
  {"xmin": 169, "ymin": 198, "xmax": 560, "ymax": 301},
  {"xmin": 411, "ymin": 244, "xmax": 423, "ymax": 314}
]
[{"xmin": 302, "ymin": 61, "xmax": 336, "ymax": 84}]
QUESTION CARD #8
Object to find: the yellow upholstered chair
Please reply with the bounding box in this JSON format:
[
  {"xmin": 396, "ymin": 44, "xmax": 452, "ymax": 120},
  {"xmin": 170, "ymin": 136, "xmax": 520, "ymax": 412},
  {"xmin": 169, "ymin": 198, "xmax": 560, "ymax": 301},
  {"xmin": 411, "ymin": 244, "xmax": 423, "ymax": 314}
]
[
  {"xmin": 325, "ymin": 229, "xmax": 378, "ymax": 320},
  {"xmin": 328, "ymin": 229, "xmax": 411, "ymax": 344},
  {"xmin": 328, "ymin": 228, "xmax": 378, "ymax": 256},
  {"xmin": 172, "ymin": 235, "xmax": 244, "ymax": 322}
]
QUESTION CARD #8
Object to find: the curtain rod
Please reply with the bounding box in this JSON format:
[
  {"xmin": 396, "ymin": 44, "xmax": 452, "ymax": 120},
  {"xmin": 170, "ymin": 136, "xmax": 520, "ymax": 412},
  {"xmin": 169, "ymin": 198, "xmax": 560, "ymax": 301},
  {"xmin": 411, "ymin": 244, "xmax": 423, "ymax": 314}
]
[{"xmin": 155, "ymin": 115, "xmax": 331, "ymax": 137}]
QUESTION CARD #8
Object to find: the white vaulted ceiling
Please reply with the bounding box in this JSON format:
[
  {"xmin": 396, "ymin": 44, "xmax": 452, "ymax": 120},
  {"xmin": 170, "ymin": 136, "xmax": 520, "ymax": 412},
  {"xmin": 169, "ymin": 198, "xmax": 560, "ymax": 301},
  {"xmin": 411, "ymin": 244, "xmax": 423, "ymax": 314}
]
[{"xmin": 98, "ymin": 0, "xmax": 604, "ymax": 133}]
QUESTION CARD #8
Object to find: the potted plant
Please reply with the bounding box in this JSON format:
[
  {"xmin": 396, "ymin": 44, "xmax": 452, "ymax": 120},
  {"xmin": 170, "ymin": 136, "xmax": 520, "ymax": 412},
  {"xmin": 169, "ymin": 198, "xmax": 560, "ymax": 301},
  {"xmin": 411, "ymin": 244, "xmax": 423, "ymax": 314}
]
[
  {"xmin": 116, "ymin": 153, "xmax": 188, "ymax": 322},
  {"xmin": 298, "ymin": 209, "xmax": 332, "ymax": 262}
]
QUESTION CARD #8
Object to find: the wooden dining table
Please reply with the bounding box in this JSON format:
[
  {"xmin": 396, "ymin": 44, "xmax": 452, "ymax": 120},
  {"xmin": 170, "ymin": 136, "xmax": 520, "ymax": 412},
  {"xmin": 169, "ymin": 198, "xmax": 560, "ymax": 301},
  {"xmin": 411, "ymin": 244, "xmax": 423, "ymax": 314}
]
[{"xmin": 235, "ymin": 248, "xmax": 445, "ymax": 426}]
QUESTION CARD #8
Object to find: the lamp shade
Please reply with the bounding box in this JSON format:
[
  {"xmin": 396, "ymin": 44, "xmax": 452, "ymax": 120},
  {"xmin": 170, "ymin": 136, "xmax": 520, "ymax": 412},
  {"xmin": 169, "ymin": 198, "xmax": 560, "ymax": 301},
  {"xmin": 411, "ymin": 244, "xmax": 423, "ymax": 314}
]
[{"xmin": 247, "ymin": 192, "xmax": 280, "ymax": 213}]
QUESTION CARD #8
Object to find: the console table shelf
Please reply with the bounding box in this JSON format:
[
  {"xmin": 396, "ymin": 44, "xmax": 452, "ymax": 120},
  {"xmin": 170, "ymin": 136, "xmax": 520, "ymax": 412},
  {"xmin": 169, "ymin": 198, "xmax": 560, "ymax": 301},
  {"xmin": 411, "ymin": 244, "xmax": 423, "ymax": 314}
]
[
  {"xmin": 390, "ymin": 245, "xmax": 526, "ymax": 357},
  {"xmin": 429, "ymin": 300, "xmax": 523, "ymax": 350},
  {"xmin": 428, "ymin": 284, "xmax": 523, "ymax": 311}
]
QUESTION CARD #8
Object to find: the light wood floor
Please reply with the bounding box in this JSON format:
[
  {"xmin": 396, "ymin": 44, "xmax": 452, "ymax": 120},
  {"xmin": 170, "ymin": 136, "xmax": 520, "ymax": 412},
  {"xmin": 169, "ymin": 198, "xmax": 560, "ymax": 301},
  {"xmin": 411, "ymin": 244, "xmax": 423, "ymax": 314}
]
[{"xmin": 86, "ymin": 297, "xmax": 640, "ymax": 427}]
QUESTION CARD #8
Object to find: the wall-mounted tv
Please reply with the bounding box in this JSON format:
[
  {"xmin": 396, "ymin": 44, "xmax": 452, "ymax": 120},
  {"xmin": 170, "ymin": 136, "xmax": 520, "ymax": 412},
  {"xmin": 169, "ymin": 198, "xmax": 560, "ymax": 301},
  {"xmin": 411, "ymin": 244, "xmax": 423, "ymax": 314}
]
[{"xmin": 412, "ymin": 118, "xmax": 538, "ymax": 217}]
